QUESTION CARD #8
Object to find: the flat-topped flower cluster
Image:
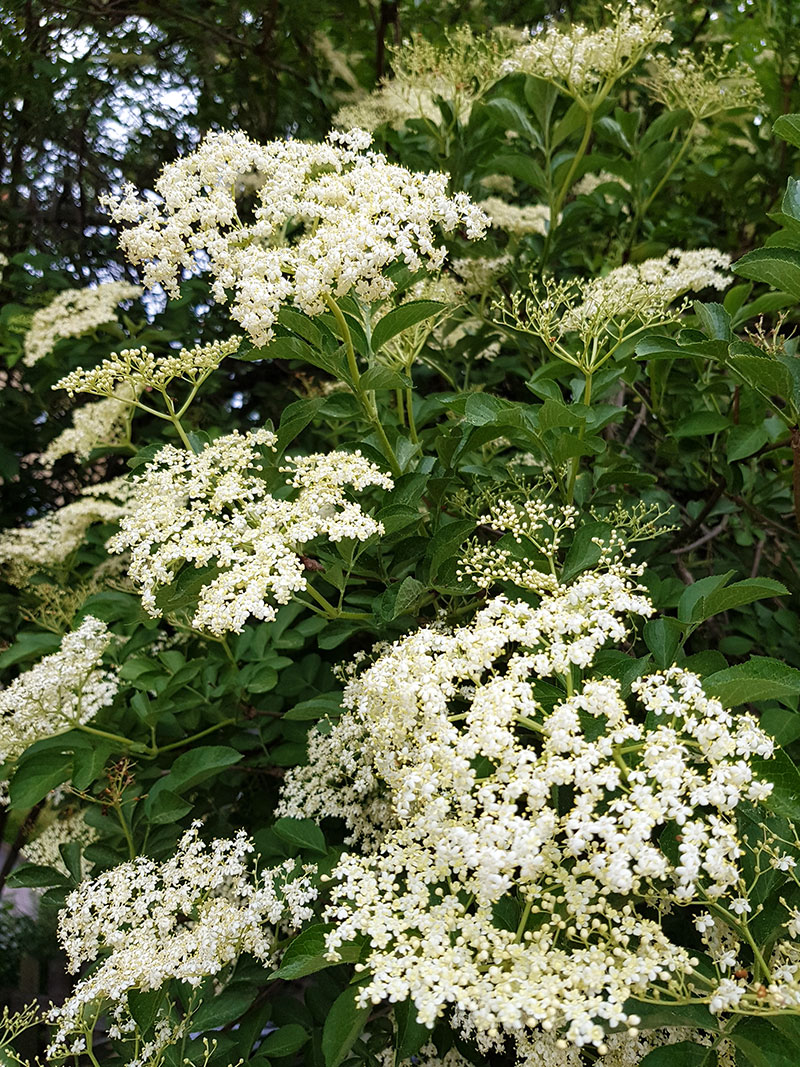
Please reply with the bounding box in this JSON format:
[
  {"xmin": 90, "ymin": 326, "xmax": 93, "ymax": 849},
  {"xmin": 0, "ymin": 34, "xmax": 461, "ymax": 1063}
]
[
  {"xmin": 48, "ymin": 823, "xmax": 317, "ymax": 1061},
  {"xmin": 281, "ymin": 549, "xmax": 777, "ymax": 1056},
  {"xmin": 104, "ymin": 129, "xmax": 487, "ymax": 347},
  {"xmin": 23, "ymin": 282, "xmax": 142, "ymax": 366},
  {"xmin": 0, "ymin": 615, "xmax": 118, "ymax": 769},
  {"xmin": 108, "ymin": 428, "xmax": 393, "ymax": 634}
]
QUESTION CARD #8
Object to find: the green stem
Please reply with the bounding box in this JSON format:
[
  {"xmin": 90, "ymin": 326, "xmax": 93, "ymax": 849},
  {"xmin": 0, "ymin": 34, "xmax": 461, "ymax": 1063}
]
[
  {"xmin": 76, "ymin": 722, "xmax": 148, "ymax": 752},
  {"xmin": 156, "ymin": 719, "xmax": 237, "ymax": 755},
  {"xmin": 514, "ymin": 897, "xmax": 534, "ymax": 944},
  {"xmin": 324, "ymin": 293, "xmax": 361, "ymax": 387},
  {"xmin": 113, "ymin": 801, "xmax": 136, "ymax": 861},
  {"xmin": 565, "ymin": 370, "xmax": 593, "ymax": 505},
  {"xmin": 540, "ymin": 106, "xmax": 595, "ymax": 267},
  {"xmin": 406, "ymin": 387, "xmax": 419, "ymax": 445},
  {"xmin": 640, "ymin": 119, "xmax": 699, "ymax": 220}
]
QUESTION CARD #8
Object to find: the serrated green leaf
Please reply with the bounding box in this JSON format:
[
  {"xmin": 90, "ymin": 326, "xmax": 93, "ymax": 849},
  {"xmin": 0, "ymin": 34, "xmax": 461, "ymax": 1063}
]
[
  {"xmin": 773, "ymin": 114, "xmax": 800, "ymax": 149},
  {"xmin": 733, "ymin": 247, "xmax": 800, "ymax": 300},
  {"xmin": 276, "ymin": 397, "xmax": 323, "ymax": 454},
  {"xmin": 5, "ymin": 864, "xmax": 72, "ymax": 889},
  {"xmin": 9, "ymin": 752, "xmax": 73, "ymax": 809},
  {"xmin": 273, "ymin": 816, "xmax": 326, "ymax": 855},
  {"xmin": 322, "ymin": 987, "xmax": 370, "ymax": 1067},
  {"xmin": 705, "ymin": 657, "xmax": 800, "ymax": 708},
  {"xmin": 391, "ymin": 576, "xmax": 426, "ymax": 619}
]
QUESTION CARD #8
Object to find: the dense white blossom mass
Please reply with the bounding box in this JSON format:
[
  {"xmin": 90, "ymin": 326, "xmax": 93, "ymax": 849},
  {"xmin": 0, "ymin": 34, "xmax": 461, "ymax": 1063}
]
[
  {"xmin": 104, "ymin": 129, "xmax": 487, "ymax": 346},
  {"xmin": 108, "ymin": 429, "xmax": 393, "ymax": 634},
  {"xmin": 23, "ymin": 282, "xmax": 142, "ymax": 366}
]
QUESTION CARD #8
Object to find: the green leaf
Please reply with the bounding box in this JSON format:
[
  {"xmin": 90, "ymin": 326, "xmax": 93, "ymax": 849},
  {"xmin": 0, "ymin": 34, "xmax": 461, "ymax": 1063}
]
[
  {"xmin": 145, "ymin": 746, "xmax": 242, "ymax": 816},
  {"xmin": 271, "ymin": 924, "xmax": 337, "ymax": 980},
  {"xmin": 145, "ymin": 788, "xmax": 194, "ymax": 826},
  {"xmin": 705, "ymin": 657, "xmax": 800, "ymax": 708},
  {"xmin": 773, "ymin": 114, "xmax": 800, "ymax": 149},
  {"xmin": 191, "ymin": 987, "xmax": 256, "ymax": 1031},
  {"xmin": 640, "ymin": 1042, "xmax": 715, "ymax": 1067},
  {"xmin": 427, "ymin": 520, "xmax": 475, "ymax": 583},
  {"xmin": 693, "ymin": 301, "xmax": 731, "ymax": 341},
  {"xmin": 751, "ymin": 749, "xmax": 800, "ymax": 821},
  {"xmin": 5, "ymin": 864, "xmax": 71, "ymax": 889},
  {"xmin": 283, "ymin": 693, "xmax": 344, "ymax": 722},
  {"xmin": 671, "ymin": 411, "xmax": 730, "ymax": 438},
  {"xmin": 699, "ymin": 577, "xmax": 787, "ymax": 621},
  {"xmin": 0, "ymin": 632, "xmax": 62, "ymax": 669},
  {"xmin": 260, "ymin": 1025, "xmax": 310, "ymax": 1058},
  {"xmin": 643, "ymin": 617, "xmax": 685, "ymax": 668},
  {"xmin": 394, "ymin": 999, "xmax": 428, "ymax": 1064},
  {"xmin": 322, "ymin": 986, "xmax": 371, "ymax": 1067},
  {"xmin": 371, "ymin": 301, "xmax": 445, "ymax": 352},
  {"xmin": 727, "ymin": 422, "xmax": 769, "ymax": 462},
  {"xmin": 128, "ymin": 989, "xmax": 163, "ymax": 1033},
  {"xmin": 276, "ymin": 398, "xmax": 323, "ymax": 454},
  {"xmin": 9, "ymin": 752, "xmax": 73, "ymax": 809},
  {"xmin": 391, "ymin": 576, "xmax": 427, "ymax": 619},
  {"xmin": 463, "ymin": 393, "xmax": 512, "ymax": 425},
  {"xmin": 360, "ymin": 365, "xmax": 412, "ymax": 391},
  {"xmin": 728, "ymin": 350, "xmax": 793, "ymax": 402},
  {"xmin": 733, "ymin": 247, "xmax": 800, "ymax": 300},
  {"xmin": 239, "ymin": 661, "xmax": 279, "ymax": 693},
  {"xmin": 273, "ymin": 816, "xmax": 327, "ymax": 855},
  {"xmin": 730, "ymin": 1017, "xmax": 800, "ymax": 1067}
]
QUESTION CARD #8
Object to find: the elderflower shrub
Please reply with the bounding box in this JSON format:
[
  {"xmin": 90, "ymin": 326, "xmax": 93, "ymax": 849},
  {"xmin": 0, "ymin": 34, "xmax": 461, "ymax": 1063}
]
[
  {"xmin": 284, "ymin": 551, "xmax": 777, "ymax": 1056},
  {"xmin": 107, "ymin": 429, "xmax": 393, "ymax": 634},
  {"xmin": 23, "ymin": 281, "xmax": 142, "ymax": 366},
  {"xmin": 104, "ymin": 129, "xmax": 487, "ymax": 347},
  {"xmin": 503, "ymin": 5, "xmax": 671, "ymax": 103},
  {"xmin": 0, "ymin": 615, "xmax": 118, "ymax": 768},
  {"xmin": 48, "ymin": 822, "xmax": 317, "ymax": 1062}
]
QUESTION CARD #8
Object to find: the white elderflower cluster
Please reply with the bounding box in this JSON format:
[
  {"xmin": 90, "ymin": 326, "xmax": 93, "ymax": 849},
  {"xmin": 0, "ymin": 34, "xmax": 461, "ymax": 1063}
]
[
  {"xmin": 478, "ymin": 197, "xmax": 554, "ymax": 237},
  {"xmin": 504, "ymin": 5, "xmax": 671, "ymax": 100},
  {"xmin": 0, "ymin": 477, "xmax": 132, "ymax": 584},
  {"xmin": 41, "ymin": 383, "xmax": 138, "ymax": 466},
  {"xmin": 107, "ymin": 429, "xmax": 392, "ymax": 635},
  {"xmin": 282, "ymin": 560, "xmax": 777, "ymax": 1054},
  {"xmin": 24, "ymin": 808, "xmax": 98, "ymax": 878},
  {"xmin": 48, "ymin": 823, "xmax": 317, "ymax": 1061},
  {"xmin": 55, "ymin": 337, "xmax": 240, "ymax": 399},
  {"xmin": 104, "ymin": 129, "xmax": 487, "ymax": 347},
  {"xmin": 643, "ymin": 47, "xmax": 762, "ymax": 120},
  {"xmin": 23, "ymin": 282, "xmax": 142, "ymax": 366},
  {"xmin": 0, "ymin": 616, "xmax": 118, "ymax": 768}
]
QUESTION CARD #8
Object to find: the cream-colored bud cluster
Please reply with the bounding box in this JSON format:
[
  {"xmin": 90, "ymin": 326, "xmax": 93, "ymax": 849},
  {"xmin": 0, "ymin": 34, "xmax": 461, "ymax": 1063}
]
[
  {"xmin": 479, "ymin": 197, "xmax": 554, "ymax": 238},
  {"xmin": 48, "ymin": 823, "xmax": 317, "ymax": 1062},
  {"xmin": 643, "ymin": 47, "xmax": 762, "ymax": 120},
  {"xmin": 281, "ymin": 554, "xmax": 777, "ymax": 1054},
  {"xmin": 107, "ymin": 429, "xmax": 393, "ymax": 635},
  {"xmin": 104, "ymin": 129, "xmax": 488, "ymax": 347},
  {"xmin": 23, "ymin": 282, "xmax": 142, "ymax": 366},
  {"xmin": 560, "ymin": 248, "xmax": 731, "ymax": 334},
  {"xmin": 0, "ymin": 477, "xmax": 132, "ymax": 584},
  {"xmin": 55, "ymin": 337, "xmax": 240, "ymax": 399},
  {"xmin": 336, "ymin": 27, "xmax": 515, "ymax": 131},
  {"xmin": 459, "ymin": 499, "xmax": 579, "ymax": 592},
  {"xmin": 41, "ymin": 383, "xmax": 138, "ymax": 466},
  {"xmin": 504, "ymin": 6, "xmax": 671, "ymax": 99},
  {"xmin": 451, "ymin": 254, "xmax": 513, "ymax": 296},
  {"xmin": 0, "ymin": 616, "xmax": 118, "ymax": 767},
  {"xmin": 24, "ymin": 808, "xmax": 98, "ymax": 878}
]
